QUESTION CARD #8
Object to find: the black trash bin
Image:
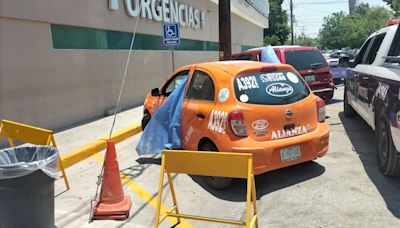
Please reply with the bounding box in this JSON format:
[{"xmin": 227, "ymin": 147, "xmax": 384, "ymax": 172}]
[{"xmin": 0, "ymin": 146, "xmax": 59, "ymax": 228}]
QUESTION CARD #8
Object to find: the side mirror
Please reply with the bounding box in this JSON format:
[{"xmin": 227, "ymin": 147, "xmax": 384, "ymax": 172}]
[
  {"xmin": 151, "ymin": 88, "xmax": 160, "ymax": 96},
  {"xmin": 339, "ymin": 56, "xmax": 350, "ymax": 67}
]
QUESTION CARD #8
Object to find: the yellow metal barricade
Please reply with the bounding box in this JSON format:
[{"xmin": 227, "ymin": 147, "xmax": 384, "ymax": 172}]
[
  {"xmin": 154, "ymin": 150, "xmax": 259, "ymax": 228},
  {"xmin": 0, "ymin": 119, "xmax": 70, "ymax": 190}
]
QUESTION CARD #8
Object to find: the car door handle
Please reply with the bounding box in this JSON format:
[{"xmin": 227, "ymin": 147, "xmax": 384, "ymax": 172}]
[
  {"xmin": 196, "ymin": 113, "xmax": 206, "ymax": 119},
  {"xmin": 362, "ymin": 76, "xmax": 369, "ymax": 80}
]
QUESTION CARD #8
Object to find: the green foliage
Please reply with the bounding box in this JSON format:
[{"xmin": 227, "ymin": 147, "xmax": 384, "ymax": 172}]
[
  {"xmin": 263, "ymin": 0, "xmax": 290, "ymax": 46},
  {"xmin": 319, "ymin": 3, "xmax": 392, "ymax": 49},
  {"xmin": 383, "ymin": 0, "xmax": 400, "ymax": 16},
  {"xmin": 296, "ymin": 35, "xmax": 319, "ymax": 47}
]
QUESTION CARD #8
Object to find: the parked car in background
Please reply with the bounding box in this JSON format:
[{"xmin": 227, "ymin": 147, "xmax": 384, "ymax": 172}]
[
  {"xmin": 142, "ymin": 61, "xmax": 329, "ymax": 189},
  {"xmin": 232, "ymin": 46, "xmax": 334, "ymax": 101}
]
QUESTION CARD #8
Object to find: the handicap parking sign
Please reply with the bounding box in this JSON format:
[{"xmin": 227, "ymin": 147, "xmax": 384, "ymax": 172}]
[{"xmin": 163, "ymin": 23, "xmax": 180, "ymax": 46}]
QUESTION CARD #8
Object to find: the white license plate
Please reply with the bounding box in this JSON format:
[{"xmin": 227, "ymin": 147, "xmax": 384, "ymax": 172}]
[
  {"xmin": 280, "ymin": 145, "xmax": 301, "ymax": 162},
  {"xmin": 304, "ymin": 75, "xmax": 315, "ymax": 83}
]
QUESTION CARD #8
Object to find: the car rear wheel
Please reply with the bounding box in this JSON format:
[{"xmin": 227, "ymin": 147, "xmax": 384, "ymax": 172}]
[
  {"xmin": 376, "ymin": 114, "xmax": 400, "ymax": 176},
  {"xmin": 199, "ymin": 142, "xmax": 232, "ymax": 190},
  {"xmin": 344, "ymin": 87, "xmax": 356, "ymax": 117},
  {"xmin": 141, "ymin": 112, "xmax": 151, "ymax": 130}
]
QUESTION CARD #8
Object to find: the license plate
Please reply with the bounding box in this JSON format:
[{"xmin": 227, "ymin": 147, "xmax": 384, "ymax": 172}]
[
  {"xmin": 280, "ymin": 145, "xmax": 301, "ymax": 162},
  {"xmin": 304, "ymin": 75, "xmax": 315, "ymax": 83}
]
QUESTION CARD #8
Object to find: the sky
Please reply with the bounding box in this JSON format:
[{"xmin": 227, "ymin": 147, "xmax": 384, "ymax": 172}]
[{"xmin": 281, "ymin": 0, "xmax": 391, "ymax": 38}]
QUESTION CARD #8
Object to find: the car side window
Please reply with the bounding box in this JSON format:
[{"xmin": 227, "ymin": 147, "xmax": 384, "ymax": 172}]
[
  {"xmin": 354, "ymin": 37, "xmax": 372, "ymax": 66},
  {"xmin": 186, "ymin": 71, "xmax": 215, "ymax": 102},
  {"xmin": 364, "ymin": 33, "xmax": 386, "ymax": 64},
  {"xmin": 162, "ymin": 70, "xmax": 190, "ymax": 96},
  {"xmin": 233, "ymin": 54, "xmax": 253, "ymax": 60}
]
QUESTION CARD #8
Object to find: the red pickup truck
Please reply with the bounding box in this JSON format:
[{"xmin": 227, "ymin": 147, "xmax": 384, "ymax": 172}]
[{"xmin": 232, "ymin": 46, "xmax": 334, "ymax": 101}]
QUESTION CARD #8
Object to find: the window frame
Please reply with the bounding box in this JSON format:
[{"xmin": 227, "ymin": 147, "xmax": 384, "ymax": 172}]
[{"xmin": 161, "ymin": 70, "xmax": 190, "ymax": 96}]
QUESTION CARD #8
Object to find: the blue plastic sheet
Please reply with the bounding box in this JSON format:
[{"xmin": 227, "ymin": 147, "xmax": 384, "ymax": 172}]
[
  {"xmin": 260, "ymin": 46, "xmax": 281, "ymax": 64},
  {"xmin": 136, "ymin": 77, "xmax": 188, "ymax": 155}
]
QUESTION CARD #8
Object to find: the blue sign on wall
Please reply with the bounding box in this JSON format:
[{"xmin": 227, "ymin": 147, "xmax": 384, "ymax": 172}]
[{"xmin": 163, "ymin": 23, "xmax": 180, "ymax": 46}]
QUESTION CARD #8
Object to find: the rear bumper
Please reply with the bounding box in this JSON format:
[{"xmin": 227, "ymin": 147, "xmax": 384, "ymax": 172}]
[
  {"xmin": 218, "ymin": 122, "xmax": 330, "ymax": 175},
  {"xmin": 310, "ymin": 84, "xmax": 334, "ymax": 100}
]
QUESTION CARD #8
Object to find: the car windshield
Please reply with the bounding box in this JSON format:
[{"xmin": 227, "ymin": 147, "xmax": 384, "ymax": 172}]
[
  {"xmin": 285, "ymin": 50, "xmax": 328, "ymax": 71},
  {"xmin": 234, "ymin": 70, "xmax": 310, "ymax": 105}
]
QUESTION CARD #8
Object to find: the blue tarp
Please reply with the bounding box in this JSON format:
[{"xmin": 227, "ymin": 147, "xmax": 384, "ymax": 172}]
[
  {"xmin": 260, "ymin": 46, "xmax": 281, "ymax": 64},
  {"xmin": 136, "ymin": 76, "xmax": 188, "ymax": 155}
]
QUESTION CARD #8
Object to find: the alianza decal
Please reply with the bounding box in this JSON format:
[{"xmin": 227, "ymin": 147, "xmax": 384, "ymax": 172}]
[
  {"xmin": 184, "ymin": 126, "xmax": 193, "ymax": 142},
  {"xmin": 108, "ymin": 0, "xmax": 205, "ymax": 29},
  {"xmin": 271, "ymin": 125, "xmax": 310, "ymax": 140},
  {"xmin": 266, "ymin": 83, "xmax": 294, "ymax": 97},
  {"xmin": 236, "ymin": 76, "xmax": 259, "ymax": 91},
  {"xmin": 208, "ymin": 110, "xmax": 228, "ymax": 134},
  {"xmin": 260, "ymin": 72, "xmax": 286, "ymax": 83}
]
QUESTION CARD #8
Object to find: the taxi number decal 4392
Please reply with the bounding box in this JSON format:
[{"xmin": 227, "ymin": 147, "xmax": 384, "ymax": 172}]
[
  {"xmin": 208, "ymin": 110, "xmax": 228, "ymax": 134},
  {"xmin": 237, "ymin": 76, "xmax": 259, "ymax": 91}
]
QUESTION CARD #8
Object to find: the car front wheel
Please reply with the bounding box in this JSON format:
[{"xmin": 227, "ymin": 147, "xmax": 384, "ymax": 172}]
[
  {"xmin": 199, "ymin": 142, "xmax": 232, "ymax": 190},
  {"xmin": 141, "ymin": 112, "xmax": 151, "ymax": 130},
  {"xmin": 376, "ymin": 114, "xmax": 400, "ymax": 176},
  {"xmin": 344, "ymin": 87, "xmax": 356, "ymax": 117}
]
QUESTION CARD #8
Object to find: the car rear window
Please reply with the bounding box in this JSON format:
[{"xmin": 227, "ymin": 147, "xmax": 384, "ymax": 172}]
[
  {"xmin": 234, "ymin": 70, "xmax": 310, "ymax": 105},
  {"xmin": 285, "ymin": 50, "xmax": 328, "ymax": 70}
]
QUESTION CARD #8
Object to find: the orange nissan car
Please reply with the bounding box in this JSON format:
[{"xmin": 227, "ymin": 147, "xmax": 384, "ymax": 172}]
[{"xmin": 142, "ymin": 61, "xmax": 329, "ymax": 188}]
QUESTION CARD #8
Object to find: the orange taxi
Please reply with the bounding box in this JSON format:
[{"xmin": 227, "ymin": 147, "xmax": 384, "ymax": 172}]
[{"xmin": 142, "ymin": 61, "xmax": 329, "ymax": 188}]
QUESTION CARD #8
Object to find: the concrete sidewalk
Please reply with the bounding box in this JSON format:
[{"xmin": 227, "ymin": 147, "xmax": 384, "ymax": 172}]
[{"xmin": 54, "ymin": 106, "xmax": 143, "ymax": 154}]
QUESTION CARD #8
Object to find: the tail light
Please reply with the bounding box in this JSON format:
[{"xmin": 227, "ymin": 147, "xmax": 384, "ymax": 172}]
[
  {"xmin": 228, "ymin": 110, "xmax": 248, "ymax": 136},
  {"xmin": 316, "ymin": 98, "xmax": 326, "ymax": 122}
]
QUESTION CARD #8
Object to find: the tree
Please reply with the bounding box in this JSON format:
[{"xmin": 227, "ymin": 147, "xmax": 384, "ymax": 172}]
[
  {"xmin": 319, "ymin": 4, "xmax": 392, "ymax": 49},
  {"xmin": 296, "ymin": 34, "xmax": 319, "ymax": 47},
  {"xmin": 383, "ymin": 0, "xmax": 400, "ymax": 16},
  {"xmin": 264, "ymin": 0, "xmax": 290, "ymax": 46}
]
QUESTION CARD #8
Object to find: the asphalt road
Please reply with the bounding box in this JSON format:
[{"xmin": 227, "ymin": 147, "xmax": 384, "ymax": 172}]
[{"xmin": 55, "ymin": 86, "xmax": 400, "ymax": 227}]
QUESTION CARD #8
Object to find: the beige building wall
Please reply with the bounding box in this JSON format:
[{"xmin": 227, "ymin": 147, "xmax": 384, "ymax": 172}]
[{"xmin": 0, "ymin": 0, "xmax": 268, "ymax": 130}]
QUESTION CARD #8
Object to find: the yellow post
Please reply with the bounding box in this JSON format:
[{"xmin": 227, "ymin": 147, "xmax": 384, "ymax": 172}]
[{"xmin": 154, "ymin": 150, "xmax": 259, "ymax": 227}]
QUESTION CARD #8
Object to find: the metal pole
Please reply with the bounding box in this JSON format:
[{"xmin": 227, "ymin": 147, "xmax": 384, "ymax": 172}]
[
  {"xmin": 171, "ymin": 47, "xmax": 175, "ymax": 72},
  {"xmin": 219, "ymin": 0, "xmax": 231, "ymax": 61},
  {"xmin": 290, "ymin": 0, "xmax": 294, "ymax": 45}
]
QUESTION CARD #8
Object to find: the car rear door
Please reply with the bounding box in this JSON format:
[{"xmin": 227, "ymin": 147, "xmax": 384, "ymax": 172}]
[{"xmin": 181, "ymin": 69, "xmax": 216, "ymax": 150}]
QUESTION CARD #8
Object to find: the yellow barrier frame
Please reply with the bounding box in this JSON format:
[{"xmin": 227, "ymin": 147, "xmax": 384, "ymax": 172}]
[
  {"xmin": 0, "ymin": 119, "xmax": 70, "ymax": 190},
  {"xmin": 155, "ymin": 150, "xmax": 259, "ymax": 228}
]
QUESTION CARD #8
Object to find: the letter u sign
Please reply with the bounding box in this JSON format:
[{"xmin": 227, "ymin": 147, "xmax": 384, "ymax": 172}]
[{"xmin": 109, "ymin": 0, "xmax": 119, "ymax": 10}]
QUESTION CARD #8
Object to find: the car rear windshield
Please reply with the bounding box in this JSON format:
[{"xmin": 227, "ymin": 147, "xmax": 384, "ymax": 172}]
[
  {"xmin": 285, "ymin": 50, "xmax": 328, "ymax": 70},
  {"xmin": 234, "ymin": 70, "xmax": 310, "ymax": 105}
]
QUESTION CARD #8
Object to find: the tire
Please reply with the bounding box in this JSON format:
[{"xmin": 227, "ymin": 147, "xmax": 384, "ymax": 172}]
[
  {"xmin": 375, "ymin": 114, "xmax": 400, "ymax": 176},
  {"xmin": 141, "ymin": 112, "xmax": 151, "ymax": 130},
  {"xmin": 199, "ymin": 142, "xmax": 232, "ymax": 190},
  {"xmin": 344, "ymin": 87, "xmax": 356, "ymax": 117}
]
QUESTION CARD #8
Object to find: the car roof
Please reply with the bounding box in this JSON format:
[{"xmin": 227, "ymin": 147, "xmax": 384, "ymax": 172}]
[
  {"xmin": 193, "ymin": 61, "xmax": 293, "ymax": 77},
  {"xmin": 273, "ymin": 45, "xmax": 317, "ymax": 51}
]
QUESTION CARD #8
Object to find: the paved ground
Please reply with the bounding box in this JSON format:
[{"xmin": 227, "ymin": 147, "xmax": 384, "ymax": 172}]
[{"xmin": 54, "ymin": 86, "xmax": 400, "ymax": 228}]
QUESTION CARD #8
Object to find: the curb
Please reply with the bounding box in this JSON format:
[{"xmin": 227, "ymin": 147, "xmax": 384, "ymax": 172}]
[{"xmin": 60, "ymin": 123, "xmax": 142, "ymax": 169}]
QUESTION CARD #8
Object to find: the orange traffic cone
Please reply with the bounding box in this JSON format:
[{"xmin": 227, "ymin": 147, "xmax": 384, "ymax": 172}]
[{"xmin": 92, "ymin": 140, "xmax": 132, "ymax": 220}]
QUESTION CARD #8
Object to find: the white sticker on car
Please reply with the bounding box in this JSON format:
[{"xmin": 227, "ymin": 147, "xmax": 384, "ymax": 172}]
[
  {"xmin": 237, "ymin": 76, "xmax": 259, "ymax": 91},
  {"xmin": 252, "ymin": 119, "xmax": 268, "ymax": 137},
  {"xmin": 271, "ymin": 125, "xmax": 308, "ymax": 140},
  {"xmin": 208, "ymin": 110, "xmax": 228, "ymax": 134},
  {"xmin": 218, "ymin": 88, "xmax": 230, "ymax": 103},
  {"xmin": 375, "ymin": 82, "xmax": 389, "ymax": 100},
  {"xmin": 185, "ymin": 126, "xmax": 194, "ymax": 142},
  {"xmin": 286, "ymin": 72, "xmax": 299, "ymax": 84},
  {"xmin": 239, "ymin": 94, "xmax": 249, "ymax": 103},
  {"xmin": 260, "ymin": 72, "xmax": 286, "ymax": 83},
  {"xmin": 266, "ymin": 83, "xmax": 294, "ymax": 97}
]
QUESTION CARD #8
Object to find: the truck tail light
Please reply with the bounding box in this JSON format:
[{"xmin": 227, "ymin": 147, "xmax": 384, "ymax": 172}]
[
  {"xmin": 317, "ymin": 98, "xmax": 326, "ymax": 122},
  {"xmin": 228, "ymin": 110, "xmax": 248, "ymax": 136}
]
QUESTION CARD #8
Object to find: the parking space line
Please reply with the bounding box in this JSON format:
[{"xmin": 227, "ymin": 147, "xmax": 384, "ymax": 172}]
[{"xmin": 92, "ymin": 154, "xmax": 193, "ymax": 228}]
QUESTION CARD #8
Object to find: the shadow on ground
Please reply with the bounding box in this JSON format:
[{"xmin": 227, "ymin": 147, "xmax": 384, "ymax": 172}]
[
  {"xmin": 339, "ymin": 111, "xmax": 400, "ymax": 218},
  {"xmin": 190, "ymin": 161, "xmax": 325, "ymax": 202}
]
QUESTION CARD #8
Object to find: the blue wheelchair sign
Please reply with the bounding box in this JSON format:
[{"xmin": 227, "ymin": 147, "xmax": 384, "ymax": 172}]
[{"xmin": 163, "ymin": 23, "xmax": 180, "ymax": 46}]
